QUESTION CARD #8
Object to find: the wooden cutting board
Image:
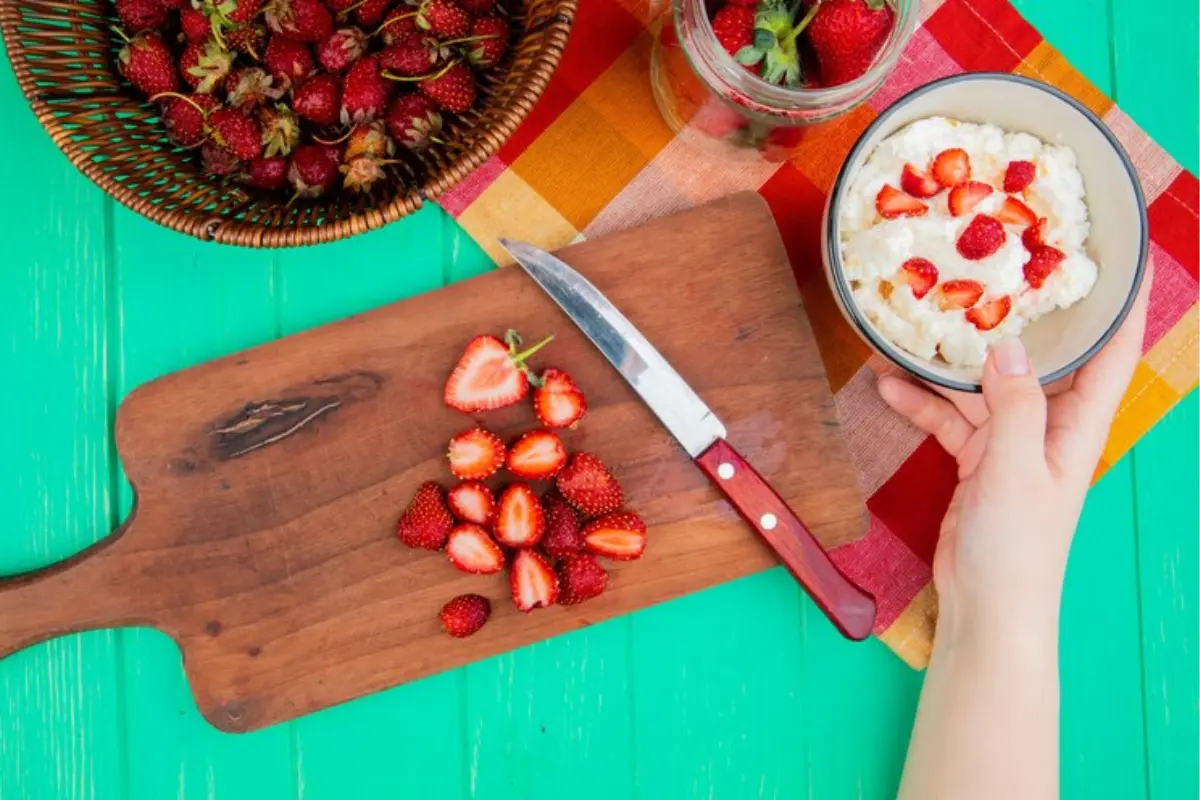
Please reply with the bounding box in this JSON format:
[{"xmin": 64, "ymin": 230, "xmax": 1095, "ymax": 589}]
[{"xmin": 0, "ymin": 192, "xmax": 867, "ymax": 732}]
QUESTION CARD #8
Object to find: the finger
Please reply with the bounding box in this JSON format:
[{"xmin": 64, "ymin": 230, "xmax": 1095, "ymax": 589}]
[
  {"xmin": 878, "ymin": 375, "xmax": 975, "ymax": 457},
  {"xmin": 926, "ymin": 381, "xmax": 991, "ymax": 427},
  {"xmin": 981, "ymin": 337, "xmax": 1048, "ymax": 467}
]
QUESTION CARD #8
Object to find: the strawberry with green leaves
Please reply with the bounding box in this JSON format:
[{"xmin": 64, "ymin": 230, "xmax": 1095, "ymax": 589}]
[
  {"xmin": 801, "ymin": 0, "xmax": 894, "ymax": 86},
  {"xmin": 258, "ymin": 103, "xmax": 301, "ymax": 157},
  {"xmin": 264, "ymin": 34, "xmax": 314, "ymax": 87},
  {"xmin": 443, "ymin": 330, "xmax": 553, "ymax": 413},
  {"xmin": 155, "ymin": 92, "xmax": 218, "ymax": 147},
  {"xmin": 118, "ymin": 31, "xmax": 179, "ymax": 97},
  {"xmin": 209, "ymin": 106, "xmax": 263, "ymax": 161},
  {"xmin": 419, "ymin": 61, "xmax": 476, "ymax": 113},
  {"xmin": 318, "ymin": 26, "xmax": 368, "ymax": 73},
  {"xmin": 287, "ymin": 143, "xmax": 342, "ymax": 197},
  {"xmin": 293, "ymin": 73, "xmax": 342, "ymax": 126},
  {"xmin": 416, "ymin": 0, "xmax": 469, "ymax": 38},
  {"xmin": 384, "ymin": 92, "xmax": 442, "ymax": 150},
  {"xmin": 266, "ymin": 0, "xmax": 333, "ymax": 42},
  {"xmin": 466, "ymin": 16, "xmax": 508, "ymax": 69},
  {"xmin": 180, "ymin": 39, "xmax": 233, "ymax": 94},
  {"xmin": 341, "ymin": 54, "xmax": 391, "ymax": 123}
]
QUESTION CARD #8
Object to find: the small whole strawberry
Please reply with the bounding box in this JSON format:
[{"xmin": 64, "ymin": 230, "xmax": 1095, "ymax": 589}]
[
  {"xmin": 240, "ymin": 156, "xmax": 290, "ymax": 190},
  {"xmin": 540, "ymin": 491, "xmax": 583, "ymax": 559},
  {"xmin": 264, "ymin": 35, "xmax": 315, "ymax": 88},
  {"xmin": 226, "ymin": 23, "xmax": 267, "ymax": 57},
  {"xmin": 416, "ymin": 0, "xmax": 469, "ymax": 38},
  {"xmin": 341, "ymin": 54, "xmax": 391, "ymax": 124},
  {"xmin": 419, "ymin": 61, "xmax": 476, "ymax": 114},
  {"xmin": 317, "ymin": 26, "xmax": 368, "ymax": 73},
  {"xmin": 384, "ymin": 92, "xmax": 442, "ymax": 149},
  {"xmin": 557, "ymin": 554, "xmax": 609, "ymax": 605},
  {"xmin": 466, "ymin": 15, "xmax": 508, "ymax": 69},
  {"xmin": 378, "ymin": 7, "xmax": 417, "ymax": 45},
  {"xmin": 350, "ymin": 0, "xmax": 392, "ymax": 27},
  {"xmin": 439, "ymin": 593, "xmax": 490, "ymax": 637},
  {"xmin": 157, "ymin": 92, "xmax": 218, "ymax": 147},
  {"xmin": 118, "ymin": 31, "xmax": 179, "ymax": 97},
  {"xmin": 265, "ymin": 0, "xmax": 333, "ymax": 42},
  {"xmin": 396, "ymin": 480, "xmax": 454, "ymax": 550},
  {"xmin": 201, "ymin": 140, "xmax": 240, "ymax": 175},
  {"xmin": 288, "ymin": 143, "xmax": 342, "ymax": 197},
  {"xmin": 116, "ymin": 0, "xmax": 171, "ymax": 31},
  {"xmin": 180, "ymin": 39, "xmax": 233, "ymax": 94},
  {"xmin": 293, "ymin": 73, "xmax": 342, "ymax": 125},
  {"xmin": 209, "ymin": 105, "xmax": 263, "ymax": 162},
  {"xmin": 443, "ymin": 330, "xmax": 553, "ymax": 413},
  {"xmin": 221, "ymin": 0, "xmax": 261, "ymax": 26},
  {"xmin": 379, "ymin": 35, "xmax": 437, "ymax": 77},
  {"xmin": 804, "ymin": 0, "xmax": 894, "ymax": 86},
  {"xmin": 556, "ymin": 452, "xmax": 624, "ymax": 517},
  {"xmin": 225, "ymin": 66, "xmax": 280, "ymax": 111},
  {"xmin": 258, "ymin": 103, "xmax": 301, "ymax": 157},
  {"xmin": 181, "ymin": 6, "xmax": 215, "ymax": 41}
]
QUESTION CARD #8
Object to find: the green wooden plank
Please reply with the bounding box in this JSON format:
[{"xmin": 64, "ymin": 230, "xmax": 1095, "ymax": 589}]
[
  {"xmin": 1011, "ymin": 0, "xmax": 1113, "ymax": 95},
  {"xmin": 1132, "ymin": 395, "xmax": 1199, "ymax": 800},
  {"xmin": 0, "ymin": 62, "xmax": 126, "ymax": 800}
]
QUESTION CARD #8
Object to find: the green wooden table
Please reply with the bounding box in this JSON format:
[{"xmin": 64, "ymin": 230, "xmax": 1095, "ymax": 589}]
[{"xmin": 2, "ymin": 0, "xmax": 1196, "ymax": 795}]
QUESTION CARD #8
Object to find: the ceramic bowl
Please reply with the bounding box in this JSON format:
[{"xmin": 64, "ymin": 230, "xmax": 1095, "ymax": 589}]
[{"xmin": 822, "ymin": 73, "xmax": 1148, "ymax": 392}]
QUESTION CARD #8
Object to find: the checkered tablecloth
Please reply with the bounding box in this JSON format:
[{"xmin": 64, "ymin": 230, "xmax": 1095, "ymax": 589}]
[{"xmin": 440, "ymin": 0, "xmax": 1199, "ymax": 667}]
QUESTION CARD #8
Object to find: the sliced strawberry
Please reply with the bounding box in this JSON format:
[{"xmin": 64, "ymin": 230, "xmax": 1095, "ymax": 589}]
[
  {"xmin": 533, "ymin": 367, "xmax": 586, "ymax": 429},
  {"xmin": 956, "ymin": 214, "xmax": 1006, "ymax": 261},
  {"xmin": 446, "ymin": 523, "xmax": 505, "ymax": 574},
  {"xmin": 1022, "ymin": 217, "xmax": 1047, "ymax": 252},
  {"xmin": 937, "ymin": 279, "xmax": 985, "ymax": 310},
  {"xmin": 506, "ymin": 430, "xmax": 567, "ymax": 480},
  {"xmin": 557, "ymin": 554, "xmax": 609, "ymax": 605},
  {"xmin": 446, "ymin": 481, "xmax": 495, "ymax": 525},
  {"xmin": 583, "ymin": 512, "xmax": 647, "ymax": 561},
  {"xmin": 396, "ymin": 481, "xmax": 453, "ymax": 550},
  {"xmin": 993, "ymin": 196, "xmax": 1038, "ymax": 227},
  {"xmin": 1023, "ymin": 246, "xmax": 1066, "ymax": 289},
  {"xmin": 900, "ymin": 163, "xmax": 941, "ymax": 198},
  {"xmin": 494, "ymin": 483, "xmax": 545, "ymax": 548},
  {"xmin": 510, "ymin": 549, "xmax": 558, "ymax": 612},
  {"xmin": 556, "ymin": 452, "xmax": 624, "ymax": 518},
  {"xmin": 947, "ymin": 180, "xmax": 993, "ymax": 217},
  {"xmin": 1003, "ymin": 159, "xmax": 1036, "ymax": 193},
  {"xmin": 447, "ymin": 428, "xmax": 505, "ymax": 480},
  {"xmin": 876, "ymin": 184, "xmax": 928, "ymax": 219},
  {"xmin": 965, "ymin": 296, "xmax": 1012, "ymax": 331},
  {"xmin": 439, "ymin": 593, "xmax": 490, "ymax": 637},
  {"xmin": 932, "ymin": 148, "xmax": 970, "ymax": 187},
  {"xmin": 897, "ymin": 258, "xmax": 938, "ymax": 300},
  {"xmin": 540, "ymin": 490, "xmax": 584, "ymax": 558},
  {"xmin": 443, "ymin": 330, "xmax": 553, "ymax": 413}
]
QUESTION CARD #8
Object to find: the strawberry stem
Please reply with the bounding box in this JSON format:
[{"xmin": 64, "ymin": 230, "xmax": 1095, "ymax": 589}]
[
  {"xmin": 110, "ymin": 24, "xmax": 131, "ymax": 43},
  {"xmin": 371, "ymin": 11, "xmax": 416, "ymax": 37},
  {"xmin": 436, "ymin": 33, "xmax": 499, "ymax": 47},
  {"xmin": 509, "ymin": 333, "xmax": 554, "ymax": 366},
  {"xmin": 313, "ymin": 128, "xmax": 354, "ymax": 145},
  {"xmin": 382, "ymin": 59, "xmax": 458, "ymax": 83},
  {"xmin": 787, "ymin": 0, "xmax": 821, "ymax": 43},
  {"xmin": 149, "ymin": 91, "xmax": 211, "ymax": 117}
]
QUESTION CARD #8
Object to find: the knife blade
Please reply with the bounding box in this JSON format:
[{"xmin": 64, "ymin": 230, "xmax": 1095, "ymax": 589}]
[{"xmin": 499, "ymin": 238, "xmax": 877, "ymax": 641}]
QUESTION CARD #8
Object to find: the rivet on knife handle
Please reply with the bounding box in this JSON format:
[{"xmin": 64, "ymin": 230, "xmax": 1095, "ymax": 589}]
[{"xmin": 695, "ymin": 439, "xmax": 877, "ymax": 641}]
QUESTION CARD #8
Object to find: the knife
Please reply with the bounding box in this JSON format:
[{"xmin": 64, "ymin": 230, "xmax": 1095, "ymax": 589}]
[{"xmin": 499, "ymin": 238, "xmax": 877, "ymax": 641}]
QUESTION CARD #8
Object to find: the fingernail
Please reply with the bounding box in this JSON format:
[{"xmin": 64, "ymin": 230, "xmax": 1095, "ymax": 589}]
[{"xmin": 992, "ymin": 337, "xmax": 1029, "ymax": 376}]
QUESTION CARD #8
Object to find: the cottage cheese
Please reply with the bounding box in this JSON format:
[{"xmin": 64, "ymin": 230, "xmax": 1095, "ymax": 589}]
[{"xmin": 839, "ymin": 116, "xmax": 1098, "ymax": 369}]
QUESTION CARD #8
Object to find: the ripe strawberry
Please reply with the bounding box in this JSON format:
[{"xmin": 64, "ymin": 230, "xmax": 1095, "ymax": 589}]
[
  {"xmin": 1003, "ymin": 159, "xmax": 1036, "ymax": 193},
  {"xmin": 416, "ymin": 0, "xmax": 469, "ymax": 38},
  {"xmin": 1023, "ymin": 246, "xmax": 1066, "ymax": 289},
  {"xmin": 947, "ymin": 180, "xmax": 993, "ymax": 217},
  {"xmin": 932, "ymin": 148, "xmax": 971, "ymax": 187},
  {"xmin": 467, "ymin": 15, "xmax": 508, "ymax": 69},
  {"xmin": 157, "ymin": 92, "xmax": 218, "ymax": 147},
  {"xmin": 326, "ymin": 0, "xmax": 357, "ymax": 15},
  {"xmin": 965, "ymin": 296, "xmax": 1012, "ymax": 331},
  {"xmin": 209, "ymin": 106, "xmax": 262, "ymax": 161},
  {"xmin": 510, "ymin": 549, "xmax": 558, "ymax": 612},
  {"xmin": 1022, "ymin": 217, "xmax": 1047, "ymax": 251},
  {"xmin": 379, "ymin": 35, "xmax": 436, "ymax": 77},
  {"xmin": 875, "ymin": 184, "xmax": 928, "ymax": 219},
  {"xmin": 180, "ymin": 40, "xmax": 233, "ymax": 94},
  {"xmin": 287, "ymin": 143, "xmax": 342, "ymax": 196},
  {"xmin": 443, "ymin": 330, "xmax": 553, "ymax": 413},
  {"xmin": 897, "ymin": 257, "xmax": 937, "ymax": 300},
  {"xmin": 956, "ymin": 214, "xmax": 1006, "ymax": 260},
  {"xmin": 341, "ymin": 54, "xmax": 391, "ymax": 124},
  {"xmin": 993, "ymin": 196, "xmax": 1038, "ymax": 227},
  {"xmin": 540, "ymin": 491, "xmax": 583, "ymax": 558},
  {"xmin": 293, "ymin": 73, "xmax": 342, "ymax": 125},
  {"xmin": 582, "ymin": 512, "xmax": 647, "ymax": 561},
  {"xmin": 533, "ymin": 367, "xmax": 586, "ymax": 429},
  {"xmin": 351, "ymin": 0, "xmax": 392, "ymax": 27},
  {"xmin": 446, "ymin": 481, "xmax": 495, "ymax": 525},
  {"xmin": 447, "ymin": 427, "xmax": 505, "ymax": 480},
  {"xmin": 557, "ymin": 554, "xmax": 608, "ymax": 605},
  {"xmin": 396, "ymin": 480, "xmax": 454, "ymax": 550},
  {"xmin": 446, "ymin": 523, "xmax": 505, "ymax": 574},
  {"xmin": 223, "ymin": 0, "xmax": 261, "ymax": 26},
  {"xmin": 711, "ymin": 4, "xmax": 755, "ymax": 58},
  {"xmin": 117, "ymin": 0, "xmax": 170, "ymax": 30},
  {"xmin": 379, "ymin": 7, "xmax": 417, "ymax": 45},
  {"xmin": 318, "ymin": 26, "xmax": 367, "ymax": 72},
  {"xmin": 494, "ymin": 483, "xmax": 545, "ymax": 548},
  {"xmin": 506, "ymin": 430, "xmax": 567, "ymax": 481},
  {"xmin": 226, "ymin": 24, "xmax": 267, "ymax": 57},
  {"xmin": 225, "ymin": 67, "xmax": 279, "ymax": 111},
  {"xmin": 556, "ymin": 452, "xmax": 623, "ymax": 518},
  {"xmin": 805, "ymin": 0, "xmax": 894, "ymax": 86},
  {"xmin": 240, "ymin": 156, "xmax": 289, "ymax": 189},
  {"xmin": 457, "ymin": 0, "xmax": 492, "ymax": 14},
  {"xmin": 384, "ymin": 91, "xmax": 442, "ymax": 149},
  {"xmin": 439, "ymin": 593, "xmax": 490, "ymax": 637},
  {"xmin": 258, "ymin": 102, "xmax": 301, "ymax": 157},
  {"xmin": 900, "ymin": 163, "xmax": 940, "ymax": 198},
  {"xmin": 418, "ymin": 61, "xmax": 476, "ymax": 113},
  {"xmin": 181, "ymin": 6, "xmax": 215, "ymax": 41},
  {"xmin": 937, "ymin": 279, "xmax": 985, "ymax": 311},
  {"xmin": 264, "ymin": 35, "xmax": 314, "ymax": 88},
  {"xmin": 201, "ymin": 140, "xmax": 240, "ymax": 175},
  {"xmin": 266, "ymin": 0, "xmax": 333, "ymax": 41},
  {"xmin": 118, "ymin": 31, "xmax": 179, "ymax": 97},
  {"xmin": 155, "ymin": 0, "xmax": 187, "ymax": 9}
]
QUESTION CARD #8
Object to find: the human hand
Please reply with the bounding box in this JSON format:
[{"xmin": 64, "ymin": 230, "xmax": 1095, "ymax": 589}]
[{"xmin": 876, "ymin": 273, "xmax": 1152, "ymax": 642}]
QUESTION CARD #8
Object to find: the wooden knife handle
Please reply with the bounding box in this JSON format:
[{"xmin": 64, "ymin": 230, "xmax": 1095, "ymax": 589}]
[{"xmin": 696, "ymin": 439, "xmax": 876, "ymax": 641}]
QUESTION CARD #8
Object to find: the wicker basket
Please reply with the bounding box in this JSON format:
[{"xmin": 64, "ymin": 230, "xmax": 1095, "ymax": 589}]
[{"xmin": 0, "ymin": 0, "xmax": 575, "ymax": 246}]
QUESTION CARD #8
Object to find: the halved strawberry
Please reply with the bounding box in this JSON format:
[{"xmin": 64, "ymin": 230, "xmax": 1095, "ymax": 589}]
[
  {"xmin": 897, "ymin": 258, "xmax": 938, "ymax": 300},
  {"xmin": 446, "ymin": 523, "xmax": 505, "ymax": 574},
  {"xmin": 1023, "ymin": 246, "xmax": 1066, "ymax": 289},
  {"xmin": 932, "ymin": 148, "xmax": 970, "ymax": 187},
  {"xmin": 876, "ymin": 184, "xmax": 928, "ymax": 219},
  {"xmin": 494, "ymin": 483, "xmax": 545, "ymax": 547},
  {"xmin": 446, "ymin": 481, "xmax": 495, "ymax": 525},
  {"xmin": 439, "ymin": 593, "xmax": 490, "ymax": 637},
  {"xmin": 965, "ymin": 296, "xmax": 1012, "ymax": 331},
  {"xmin": 956, "ymin": 214, "xmax": 1006, "ymax": 261},
  {"xmin": 533, "ymin": 368, "xmax": 586, "ymax": 429},
  {"xmin": 1003, "ymin": 159, "xmax": 1036, "ymax": 193},
  {"xmin": 556, "ymin": 452, "xmax": 624, "ymax": 518},
  {"xmin": 510, "ymin": 549, "xmax": 558, "ymax": 611},
  {"xmin": 557, "ymin": 554, "xmax": 608, "ymax": 605},
  {"xmin": 900, "ymin": 163, "xmax": 941, "ymax": 198},
  {"xmin": 443, "ymin": 330, "xmax": 553, "ymax": 413},
  {"xmin": 937, "ymin": 279, "xmax": 985, "ymax": 310},
  {"xmin": 506, "ymin": 430, "xmax": 567, "ymax": 480},
  {"xmin": 947, "ymin": 180, "xmax": 993, "ymax": 217},
  {"xmin": 1022, "ymin": 217, "xmax": 1047, "ymax": 252},
  {"xmin": 993, "ymin": 196, "xmax": 1038, "ymax": 227},
  {"xmin": 447, "ymin": 428, "xmax": 505, "ymax": 480},
  {"xmin": 396, "ymin": 481, "xmax": 453, "ymax": 550},
  {"xmin": 540, "ymin": 490, "xmax": 583, "ymax": 558},
  {"xmin": 582, "ymin": 512, "xmax": 647, "ymax": 561}
]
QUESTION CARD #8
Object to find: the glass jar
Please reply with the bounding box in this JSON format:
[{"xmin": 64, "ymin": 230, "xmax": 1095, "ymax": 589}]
[{"xmin": 651, "ymin": 0, "xmax": 919, "ymax": 160}]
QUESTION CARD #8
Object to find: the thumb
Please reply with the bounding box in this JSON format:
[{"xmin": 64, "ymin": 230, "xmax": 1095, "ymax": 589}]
[{"xmin": 981, "ymin": 336, "xmax": 1047, "ymax": 467}]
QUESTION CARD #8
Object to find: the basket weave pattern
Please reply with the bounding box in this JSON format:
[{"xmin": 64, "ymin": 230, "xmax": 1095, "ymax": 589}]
[{"xmin": 1, "ymin": 0, "xmax": 575, "ymax": 247}]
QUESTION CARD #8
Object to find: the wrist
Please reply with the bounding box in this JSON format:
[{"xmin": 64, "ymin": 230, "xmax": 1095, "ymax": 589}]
[{"xmin": 933, "ymin": 589, "xmax": 1061, "ymax": 665}]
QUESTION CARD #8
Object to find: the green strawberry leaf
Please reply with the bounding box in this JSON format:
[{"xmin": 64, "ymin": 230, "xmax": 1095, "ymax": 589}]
[
  {"xmin": 735, "ymin": 45, "xmax": 765, "ymax": 66},
  {"xmin": 752, "ymin": 28, "xmax": 775, "ymax": 50}
]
